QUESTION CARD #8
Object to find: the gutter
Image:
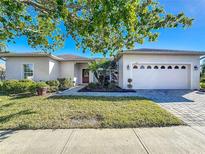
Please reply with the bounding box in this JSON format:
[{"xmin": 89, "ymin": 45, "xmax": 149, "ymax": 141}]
[
  {"xmin": 115, "ymin": 51, "xmax": 205, "ymax": 61},
  {"xmin": 0, "ymin": 53, "xmax": 95, "ymax": 62},
  {"xmin": 124, "ymin": 51, "xmax": 205, "ymax": 55}
]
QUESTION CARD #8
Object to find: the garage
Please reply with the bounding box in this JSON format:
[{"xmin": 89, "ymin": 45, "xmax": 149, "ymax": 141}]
[
  {"xmin": 117, "ymin": 48, "xmax": 203, "ymax": 90},
  {"xmin": 132, "ymin": 64, "xmax": 190, "ymax": 89}
]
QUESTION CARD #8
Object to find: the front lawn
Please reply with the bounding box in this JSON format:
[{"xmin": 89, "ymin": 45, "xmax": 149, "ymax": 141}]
[{"xmin": 0, "ymin": 95, "xmax": 183, "ymax": 129}]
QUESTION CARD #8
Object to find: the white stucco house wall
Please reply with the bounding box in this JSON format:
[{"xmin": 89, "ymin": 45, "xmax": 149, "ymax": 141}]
[
  {"xmin": 117, "ymin": 49, "xmax": 204, "ymax": 90},
  {"xmin": 1, "ymin": 53, "xmax": 95, "ymax": 85},
  {"xmin": 1, "ymin": 48, "xmax": 204, "ymax": 89}
]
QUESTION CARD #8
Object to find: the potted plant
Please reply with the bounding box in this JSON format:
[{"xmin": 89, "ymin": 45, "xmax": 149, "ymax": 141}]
[
  {"xmin": 127, "ymin": 78, "xmax": 133, "ymax": 89},
  {"xmin": 36, "ymin": 82, "xmax": 48, "ymax": 96},
  {"xmin": 127, "ymin": 83, "xmax": 133, "ymax": 89},
  {"xmin": 200, "ymin": 82, "xmax": 205, "ymax": 92}
]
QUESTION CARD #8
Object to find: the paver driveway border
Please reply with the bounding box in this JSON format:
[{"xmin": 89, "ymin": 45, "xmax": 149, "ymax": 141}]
[{"xmin": 158, "ymin": 90, "xmax": 205, "ymax": 126}]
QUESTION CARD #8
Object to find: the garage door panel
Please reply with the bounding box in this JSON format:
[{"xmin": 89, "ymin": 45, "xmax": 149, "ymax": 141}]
[{"xmin": 132, "ymin": 64, "xmax": 190, "ymax": 89}]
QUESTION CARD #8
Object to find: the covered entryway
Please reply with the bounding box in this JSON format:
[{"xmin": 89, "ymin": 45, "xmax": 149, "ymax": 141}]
[
  {"xmin": 132, "ymin": 64, "xmax": 191, "ymax": 89},
  {"xmin": 82, "ymin": 69, "xmax": 89, "ymax": 83},
  {"xmin": 74, "ymin": 63, "xmax": 93, "ymax": 85}
]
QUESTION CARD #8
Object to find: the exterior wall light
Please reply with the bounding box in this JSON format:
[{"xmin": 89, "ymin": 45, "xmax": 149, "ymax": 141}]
[
  {"xmin": 194, "ymin": 65, "xmax": 198, "ymax": 70},
  {"xmin": 127, "ymin": 65, "xmax": 130, "ymax": 70}
]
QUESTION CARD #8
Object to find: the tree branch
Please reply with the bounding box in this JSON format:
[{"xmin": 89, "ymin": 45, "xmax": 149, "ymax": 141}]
[
  {"xmin": 66, "ymin": 3, "xmax": 83, "ymax": 10},
  {"xmin": 19, "ymin": 0, "xmax": 51, "ymax": 14},
  {"xmin": 20, "ymin": 0, "xmax": 84, "ymax": 12}
]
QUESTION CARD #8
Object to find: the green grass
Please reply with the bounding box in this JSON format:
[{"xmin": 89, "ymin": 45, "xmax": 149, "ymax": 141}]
[{"xmin": 0, "ymin": 95, "xmax": 183, "ymax": 129}]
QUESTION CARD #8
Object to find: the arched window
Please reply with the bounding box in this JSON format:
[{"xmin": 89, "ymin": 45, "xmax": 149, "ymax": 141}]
[
  {"xmin": 181, "ymin": 66, "xmax": 186, "ymax": 69},
  {"xmin": 168, "ymin": 66, "xmax": 172, "ymax": 69},
  {"xmin": 154, "ymin": 66, "xmax": 159, "ymax": 69},
  {"xmin": 133, "ymin": 65, "xmax": 138, "ymax": 69},
  {"xmin": 161, "ymin": 66, "xmax": 165, "ymax": 69},
  {"xmin": 147, "ymin": 66, "xmax": 152, "ymax": 69},
  {"xmin": 140, "ymin": 65, "xmax": 145, "ymax": 69},
  {"xmin": 174, "ymin": 66, "xmax": 179, "ymax": 69}
]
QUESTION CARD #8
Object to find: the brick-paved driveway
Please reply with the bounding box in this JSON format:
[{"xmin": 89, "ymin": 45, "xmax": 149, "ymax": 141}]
[{"xmin": 151, "ymin": 90, "xmax": 205, "ymax": 126}]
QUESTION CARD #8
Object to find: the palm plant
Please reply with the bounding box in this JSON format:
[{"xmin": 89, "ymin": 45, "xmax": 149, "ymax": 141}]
[{"xmin": 88, "ymin": 59, "xmax": 117, "ymax": 87}]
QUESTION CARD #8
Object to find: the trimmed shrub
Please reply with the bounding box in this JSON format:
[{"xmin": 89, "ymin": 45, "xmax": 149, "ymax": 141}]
[
  {"xmin": 19, "ymin": 79, "xmax": 34, "ymax": 83},
  {"xmin": 2, "ymin": 80, "xmax": 18, "ymax": 94},
  {"xmin": 127, "ymin": 78, "xmax": 132, "ymax": 83},
  {"xmin": 36, "ymin": 82, "xmax": 48, "ymax": 89},
  {"xmin": 200, "ymin": 82, "xmax": 205, "ymax": 89},
  {"xmin": 200, "ymin": 78, "xmax": 205, "ymax": 83},
  {"xmin": 19, "ymin": 80, "xmax": 37, "ymax": 93},
  {"xmin": 127, "ymin": 83, "xmax": 133, "ymax": 89},
  {"xmin": 0, "ymin": 81, "xmax": 3, "ymax": 93},
  {"xmin": 107, "ymin": 83, "xmax": 117, "ymax": 89},
  {"xmin": 57, "ymin": 78, "xmax": 73, "ymax": 90},
  {"xmin": 87, "ymin": 82, "xmax": 100, "ymax": 89},
  {"xmin": 46, "ymin": 80, "xmax": 60, "ymax": 92},
  {"xmin": 2, "ymin": 80, "xmax": 36, "ymax": 94}
]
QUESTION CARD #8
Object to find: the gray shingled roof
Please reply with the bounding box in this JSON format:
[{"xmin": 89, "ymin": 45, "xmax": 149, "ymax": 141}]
[
  {"xmin": 124, "ymin": 48, "xmax": 205, "ymax": 55},
  {"xmin": 56, "ymin": 54, "xmax": 92, "ymax": 61},
  {"xmin": 114, "ymin": 48, "xmax": 205, "ymax": 60},
  {"xmin": 0, "ymin": 52, "xmax": 62, "ymax": 60},
  {"xmin": 0, "ymin": 52, "xmax": 93, "ymax": 61}
]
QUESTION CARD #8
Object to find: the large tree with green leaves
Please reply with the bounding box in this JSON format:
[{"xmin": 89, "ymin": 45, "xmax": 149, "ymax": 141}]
[{"xmin": 0, "ymin": 0, "xmax": 193, "ymax": 55}]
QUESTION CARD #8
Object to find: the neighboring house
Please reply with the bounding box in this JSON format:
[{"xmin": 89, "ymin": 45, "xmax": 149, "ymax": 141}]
[{"xmin": 0, "ymin": 48, "xmax": 205, "ymax": 89}]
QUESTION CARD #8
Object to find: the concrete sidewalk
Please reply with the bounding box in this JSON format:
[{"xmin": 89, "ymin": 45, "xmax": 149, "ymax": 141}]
[{"xmin": 1, "ymin": 126, "xmax": 205, "ymax": 154}]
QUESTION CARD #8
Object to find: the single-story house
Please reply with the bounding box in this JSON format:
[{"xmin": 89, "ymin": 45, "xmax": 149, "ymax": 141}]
[
  {"xmin": 0, "ymin": 52, "xmax": 94, "ymax": 85},
  {"xmin": 1, "ymin": 48, "xmax": 205, "ymax": 90}
]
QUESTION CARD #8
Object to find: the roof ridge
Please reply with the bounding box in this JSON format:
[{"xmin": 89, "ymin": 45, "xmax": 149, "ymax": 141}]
[
  {"xmin": 56, "ymin": 54, "xmax": 91, "ymax": 60},
  {"xmin": 57, "ymin": 53, "xmax": 89, "ymax": 57},
  {"xmin": 125, "ymin": 48, "xmax": 205, "ymax": 52}
]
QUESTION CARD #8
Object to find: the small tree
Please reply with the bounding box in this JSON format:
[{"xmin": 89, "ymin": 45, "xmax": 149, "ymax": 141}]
[
  {"xmin": 201, "ymin": 63, "xmax": 205, "ymax": 79},
  {"xmin": 88, "ymin": 59, "xmax": 117, "ymax": 87},
  {"xmin": 0, "ymin": 65, "xmax": 5, "ymax": 80}
]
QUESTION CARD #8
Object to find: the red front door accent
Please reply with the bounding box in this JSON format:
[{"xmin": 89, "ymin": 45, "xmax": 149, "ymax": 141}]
[{"xmin": 82, "ymin": 69, "xmax": 89, "ymax": 83}]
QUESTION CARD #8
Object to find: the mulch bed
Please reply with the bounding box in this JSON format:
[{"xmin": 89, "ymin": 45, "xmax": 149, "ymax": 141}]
[
  {"xmin": 78, "ymin": 86, "xmax": 136, "ymax": 93},
  {"xmin": 199, "ymin": 89, "xmax": 205, "ymax": 92}
]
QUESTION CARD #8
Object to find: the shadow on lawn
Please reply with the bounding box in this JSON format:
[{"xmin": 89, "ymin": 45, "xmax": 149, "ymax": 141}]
[
  {"xmin": 1, "ymin": 93, "xmax": 34, "ymax": 100},
  {"xmin": 48, "ymin": 95, "xmax": 148, "ymax": 102},
  {"xmin": 0, "ymin": 102, "xmax": 16, "ymax": 110},
  {"xmin": 0, "ymin": 109, "xmax": 36, "ymax": 124},
  {"xmin": 9, "ymin": 93, "xmax": 36, "ymax": 100}
]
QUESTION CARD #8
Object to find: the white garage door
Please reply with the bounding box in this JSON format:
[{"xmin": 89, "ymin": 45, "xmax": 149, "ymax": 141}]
[{"xmin": 132, "ymin": 64, "xmax": 190, "ymax": 89}]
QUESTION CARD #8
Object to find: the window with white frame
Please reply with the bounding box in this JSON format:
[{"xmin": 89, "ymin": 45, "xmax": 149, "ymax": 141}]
[{"xmin": 23, "ymin": 64, "xmax": 34, "ymax": 79}]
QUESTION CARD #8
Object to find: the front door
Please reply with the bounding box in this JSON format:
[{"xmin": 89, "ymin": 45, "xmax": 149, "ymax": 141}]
[{"xmin": 82, "ymin": 69, "xmax": 89, "ymax": 83}]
